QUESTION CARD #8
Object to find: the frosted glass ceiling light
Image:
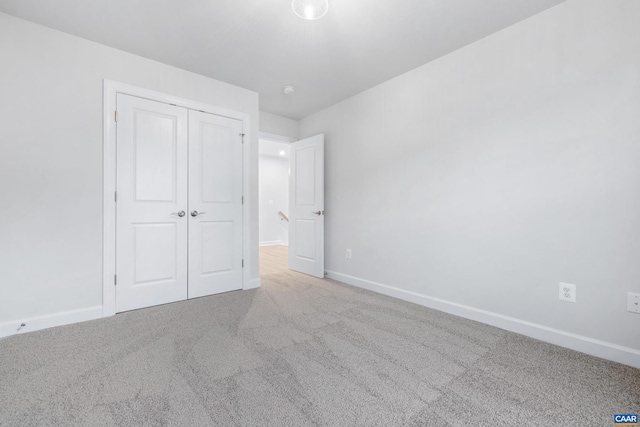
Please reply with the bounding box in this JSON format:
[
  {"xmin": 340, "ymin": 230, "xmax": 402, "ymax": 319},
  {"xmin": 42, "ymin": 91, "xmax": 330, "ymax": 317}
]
[{"xmin": 292, "ymin": 0, "xmax": 328, "ymax": 20}]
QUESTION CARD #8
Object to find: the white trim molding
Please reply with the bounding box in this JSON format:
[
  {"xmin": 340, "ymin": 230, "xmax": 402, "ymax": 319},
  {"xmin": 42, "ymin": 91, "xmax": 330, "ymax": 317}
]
[
  {"xmin": 103, "ymin": 80, "xmax": 254, "ymax": 317},
  {"xmin": 326, "ymin": 270, "xmax": 640, "ymax": 369},
  {"xmin": 0, "ymin": 306, "xmax": 103, "ymax": 339},
  {"xmin": 259, "ymin": 240, "xmax": 284, "ymax": 247},
  {"xmin": 259, "ymin": 132, "xmax": 296, "ymax": 144},
  {"xmin": 244, "ymin": 278, "xmax": 261, "ymax": 290}
]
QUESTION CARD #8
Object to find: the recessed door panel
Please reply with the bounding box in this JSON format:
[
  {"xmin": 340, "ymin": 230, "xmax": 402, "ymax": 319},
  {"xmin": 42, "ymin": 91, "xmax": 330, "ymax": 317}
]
[
  {"xmin": 188, "ymin": 111, "xmax": 243, "ymax": 298},
  {"xmin": 201, "ymin": 221, "xmax": 234, "ymax": 275},
  {"xmin": 134, "ymin": 113, "xmax": 177, "ymax": 202},
  {"xmin": 201, "ymin": 124, "xmax": 234, "ymax": 204},
  {"xmin": 133, "ymin": 223, "xmax": 177, "ymax": 284},
  {"xmin": 116, "ymin": 94, "xmax": 188, "ymax": 313},
  {"xmin": 289, "ymin": 134, "xmax": 325, "ymax": 278},
  {"xmin": 294, "ymin": 219, "xmax": 316, "ymax": 261},
  {"xmin": 295, "ymin": 146, "xmax": 316, "ymax": 206}
]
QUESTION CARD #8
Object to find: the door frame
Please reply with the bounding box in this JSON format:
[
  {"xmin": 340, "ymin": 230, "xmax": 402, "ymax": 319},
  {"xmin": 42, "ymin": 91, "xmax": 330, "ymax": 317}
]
[{"xmin": 102, "ymin": 80, "xmax": 253, "ymax": 317}]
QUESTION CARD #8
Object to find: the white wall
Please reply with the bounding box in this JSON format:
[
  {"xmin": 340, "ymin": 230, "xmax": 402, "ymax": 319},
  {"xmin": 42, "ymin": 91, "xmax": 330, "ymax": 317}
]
[
  {"xmin": 259, "ymin": 150, "xmax": 289, "ymax": 246},
  {"xmin": 0, "ymin": 13, "xmax": 259, "ymax": 330},
  {"xmin": 299, "ymin": 0, "xmax": 640, "ymax": 364},
  {"xmin": 259, "ymin": 111, "xmax": 299, "ymax": 140}
]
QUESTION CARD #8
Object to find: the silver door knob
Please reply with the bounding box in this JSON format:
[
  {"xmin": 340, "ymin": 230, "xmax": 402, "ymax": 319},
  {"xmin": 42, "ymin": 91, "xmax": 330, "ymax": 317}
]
[
  {"xmin": 171, "ymin": 211, "xmax": 186, "ymax": 217},
  {"xmin": 312, "ymin": 210, "xmax": 324, "ymax": 216},
  {"xmin": 191, "ymin": 210, "xmax": 206, "ymax": 217}
]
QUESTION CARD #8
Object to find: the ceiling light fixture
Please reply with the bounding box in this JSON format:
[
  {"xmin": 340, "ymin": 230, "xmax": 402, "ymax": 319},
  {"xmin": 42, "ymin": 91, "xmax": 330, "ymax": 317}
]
[
  {"xmin": 279, "ymin": 150, "xmax": 286, "ymax": 156},
  {"xmin": 283, "ymin": 85, "xmax": 296, "ymax": 95},
  {"xmin": 292, "ymin": 0, "xmax": 329, "ymax": 20}
]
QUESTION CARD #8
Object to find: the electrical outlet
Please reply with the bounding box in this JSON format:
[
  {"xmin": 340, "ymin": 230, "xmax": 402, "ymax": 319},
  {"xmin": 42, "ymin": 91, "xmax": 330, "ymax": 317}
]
[
  {"xmin": 628, "ymin": 292, "xmax": 640, "ymax": 314},
  {"xmin": 559, "ymin": 282, "xmax": 576, "ymax": 303},
  {"xmin": 346, "ymin": 249, "xmax": 352, "ymax": 259}
]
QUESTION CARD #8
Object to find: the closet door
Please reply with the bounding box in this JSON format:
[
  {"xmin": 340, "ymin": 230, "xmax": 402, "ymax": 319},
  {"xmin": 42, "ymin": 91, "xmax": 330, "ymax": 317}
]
[
  {"xmin": 115, "ymin": 94, "xmax": 188, "ymax": 312},
  {"xmin": 188, "ymin": 111, "xmax": 244, "ymax": 298}
]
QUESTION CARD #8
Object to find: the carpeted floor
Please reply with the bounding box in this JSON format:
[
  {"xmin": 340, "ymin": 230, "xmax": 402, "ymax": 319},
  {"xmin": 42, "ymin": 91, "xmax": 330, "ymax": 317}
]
[{"xmin": 1, "ymin": 259, "xmax": 639, "ymax": 426}]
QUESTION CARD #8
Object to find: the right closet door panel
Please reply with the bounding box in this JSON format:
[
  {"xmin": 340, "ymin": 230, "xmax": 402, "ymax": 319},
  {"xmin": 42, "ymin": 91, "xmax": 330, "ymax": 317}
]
[{"xmin": 188, "ymin": 111, "xmax": 244, "ymax": 298}]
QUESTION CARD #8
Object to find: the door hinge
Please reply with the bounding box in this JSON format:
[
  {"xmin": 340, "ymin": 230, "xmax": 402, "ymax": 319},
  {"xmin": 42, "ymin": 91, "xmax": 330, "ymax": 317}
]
[
  {"xmin": 115, "ymin": 111, "xmax": 118, "ymax": 122},
  {"xmin": 239, "ymin": 133, "xmax": 245, "ymax": 143},
  {"xmin": 114, "ymin": 191, "xmax": 117, "ymax": 202},
  {"xmin": 242, "ymin": 196, "xmax": 244, "ymax": 205},
  {"xmin": 242, "ymin": 259, "xmax": 244, "ymax": 268},
  {"xmin": 114, "ymin": 275, "xmax": 117, "ymax": 285}
]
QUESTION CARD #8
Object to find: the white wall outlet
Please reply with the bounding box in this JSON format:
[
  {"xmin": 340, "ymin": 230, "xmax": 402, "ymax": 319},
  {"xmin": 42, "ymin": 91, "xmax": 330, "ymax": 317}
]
[
  {"xmin": 559, "ymin": 282, "xmax": 576, "ymax": 303},
  {"xmin": 346, "ymin": 249, "xmax": 352, "ymax": 259},
  {"xmin": 628, "ymin": 292, "xmax": 640, "ymax": 313}
]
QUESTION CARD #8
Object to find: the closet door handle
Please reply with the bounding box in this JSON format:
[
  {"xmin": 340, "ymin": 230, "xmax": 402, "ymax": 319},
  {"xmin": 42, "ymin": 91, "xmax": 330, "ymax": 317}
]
[
  {"xmin": 171, "ymin": 211, "xmax": 186, "ymax": 217},
  {"xmin": 191, "ymin": 210, "xmax": 206, "ymax": 217}
]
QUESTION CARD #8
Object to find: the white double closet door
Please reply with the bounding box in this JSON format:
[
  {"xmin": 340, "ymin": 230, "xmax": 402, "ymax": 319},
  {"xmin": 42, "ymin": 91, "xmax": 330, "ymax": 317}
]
[{"xmin": 115, "ymin": 94, "xmax": 243, "ymax": 313}]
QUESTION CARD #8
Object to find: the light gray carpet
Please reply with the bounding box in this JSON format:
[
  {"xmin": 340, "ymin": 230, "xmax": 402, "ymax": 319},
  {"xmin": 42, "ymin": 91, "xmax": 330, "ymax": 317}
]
[{"xmin": 1, "ymin": 271, "xmax": 638, "ymax": 426}]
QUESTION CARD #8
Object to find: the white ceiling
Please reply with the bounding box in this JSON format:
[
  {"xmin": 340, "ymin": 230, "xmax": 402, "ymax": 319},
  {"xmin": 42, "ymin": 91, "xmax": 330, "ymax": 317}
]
[
  {"xmin": 0, "ymin": 0, "xmax": 566, "ymax": 120},
  {"xmin": 259, "ymin": 139, "xmax": 291, "ymax": 159}
]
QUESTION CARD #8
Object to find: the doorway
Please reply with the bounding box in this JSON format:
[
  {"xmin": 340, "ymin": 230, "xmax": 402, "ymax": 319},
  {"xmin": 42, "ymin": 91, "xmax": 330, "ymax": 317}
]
[
  {"xmin": 258, "ymin": 138, "xmax": 291, "ymax": 276},
  {"xmin": 258, "ymin": 133, "xmax": 325, "ymax": 279}
]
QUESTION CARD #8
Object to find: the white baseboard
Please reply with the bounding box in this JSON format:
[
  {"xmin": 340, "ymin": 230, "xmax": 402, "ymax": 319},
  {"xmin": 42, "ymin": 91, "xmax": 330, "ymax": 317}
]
[
  {"xmin": 259, "ymin": 240, "xmax": 282, "ymax": 247},
  {"xmin": 244, "ymin": 277, "xmax": 261, "ymax": 290},
  {"xmin": 0, "ymin": 306, "xmax": 103, "ymax": 339},
  {"xmin": 326, "ymin": 270, "xmax": 640, "ymax": 369},
  {"xmin": 1, "ymin": 276, "xmax": 263, "ymax": 339}
]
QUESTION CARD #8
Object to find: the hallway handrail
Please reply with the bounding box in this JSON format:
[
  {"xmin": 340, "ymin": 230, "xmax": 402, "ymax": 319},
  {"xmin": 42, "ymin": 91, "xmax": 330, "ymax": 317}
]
[{"xmin": 278, "ymin": 211, "xmax": 289, "ymax": 222}]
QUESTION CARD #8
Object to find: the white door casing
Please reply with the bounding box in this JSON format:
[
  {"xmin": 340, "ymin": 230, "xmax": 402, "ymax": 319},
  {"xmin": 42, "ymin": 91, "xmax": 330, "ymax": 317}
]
[
  {"xmin": 115, "ymin": 94, "xmax": 188, "ymax": 312},
  {"xmin": 288, "ymin": 134, "xmax": 325, "ymax": 278},
  {"xmin": 188, "ymin": 111, "xmax": 244, "ymax": 298}
]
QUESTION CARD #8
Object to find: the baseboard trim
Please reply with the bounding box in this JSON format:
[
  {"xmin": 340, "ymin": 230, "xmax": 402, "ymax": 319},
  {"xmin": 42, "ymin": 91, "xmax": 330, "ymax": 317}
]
[
  {"xmin": 244, "ymin": 277, "xmax": 261, "ymax": 290},
  {"xmin": 259, "ymin": 240, "xmax": 283, "ymax": 247},
  {"xmin": 0, "ymin": 306, "xmax": 103, "ymax": 339},
  {"xmin": 326, "ymin": 270, "xmax": 640, "ymax": 369}
]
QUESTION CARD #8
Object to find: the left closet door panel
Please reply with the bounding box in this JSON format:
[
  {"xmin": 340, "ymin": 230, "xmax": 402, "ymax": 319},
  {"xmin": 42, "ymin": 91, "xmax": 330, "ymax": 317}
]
[{"xmin": 116, "ymin": 94, "xmax": 188, "ymax": 313}]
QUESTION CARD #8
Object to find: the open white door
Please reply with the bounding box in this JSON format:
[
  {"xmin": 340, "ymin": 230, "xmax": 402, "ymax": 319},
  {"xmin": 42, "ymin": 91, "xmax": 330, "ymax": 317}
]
[
  {"xmin": 289, "ymin": 134, "xmax": 324, "ymax": 278},
  {"xmin": 187, "ymin": 111, "xmax": 244, "ymax": 298}
]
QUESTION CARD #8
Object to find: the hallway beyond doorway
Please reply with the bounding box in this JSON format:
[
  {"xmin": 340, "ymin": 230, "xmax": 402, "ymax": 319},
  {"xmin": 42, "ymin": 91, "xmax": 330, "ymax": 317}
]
[{"xmin": 259, "ymin": 245, "xmax": 288, "ymax": 276}]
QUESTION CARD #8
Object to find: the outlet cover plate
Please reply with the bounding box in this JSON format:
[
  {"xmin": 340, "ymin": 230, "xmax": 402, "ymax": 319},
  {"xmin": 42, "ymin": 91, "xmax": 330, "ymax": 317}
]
[
  {"xmin": 559, "ymin": 282, "xmax": 576, "ymax": 303},
  {"xmin": 628, "ymin": 292, "xmax": 640, "ymax": 313}
]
